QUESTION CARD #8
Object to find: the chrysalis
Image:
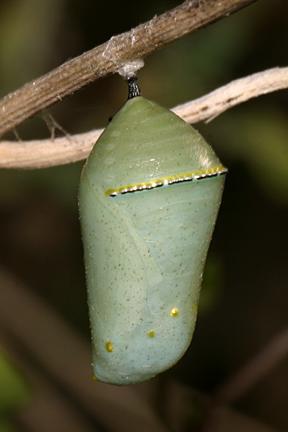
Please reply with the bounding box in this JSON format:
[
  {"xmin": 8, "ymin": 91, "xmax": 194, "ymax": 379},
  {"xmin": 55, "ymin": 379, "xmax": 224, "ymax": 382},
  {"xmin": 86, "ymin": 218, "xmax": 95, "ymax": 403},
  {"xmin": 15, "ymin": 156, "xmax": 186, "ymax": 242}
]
[{"xmin": 79, "ymin": 79, "xmax": 227, "ymax": 385}]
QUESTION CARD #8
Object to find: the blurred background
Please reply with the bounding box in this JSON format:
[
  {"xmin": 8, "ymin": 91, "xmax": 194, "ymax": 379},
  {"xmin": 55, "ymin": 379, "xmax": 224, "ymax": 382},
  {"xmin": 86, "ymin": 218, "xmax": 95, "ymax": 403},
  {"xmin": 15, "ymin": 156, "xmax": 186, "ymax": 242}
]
[{"xmin": 0, "ymin": 0, "xmax": 287, "ymax": 431}]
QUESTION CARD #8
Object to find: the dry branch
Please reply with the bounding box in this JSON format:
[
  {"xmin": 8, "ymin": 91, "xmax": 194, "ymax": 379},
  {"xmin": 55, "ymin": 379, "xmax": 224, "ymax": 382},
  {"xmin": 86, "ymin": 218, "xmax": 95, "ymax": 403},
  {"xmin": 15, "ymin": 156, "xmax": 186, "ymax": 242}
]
[
  {"xmin": 0, "ymin": 66, "xmax": 287, "ymax": 169},
  {"xmin": 0, "ymin": 0, "xmax": 256, "ymax": 136}
]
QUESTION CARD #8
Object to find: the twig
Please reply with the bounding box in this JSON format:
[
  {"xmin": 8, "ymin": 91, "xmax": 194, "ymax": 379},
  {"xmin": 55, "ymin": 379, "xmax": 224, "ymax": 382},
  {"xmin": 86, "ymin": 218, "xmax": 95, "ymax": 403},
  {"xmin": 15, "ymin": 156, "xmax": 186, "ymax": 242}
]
[
  {"xmin": 0, "ymin": 0, "xmax": 256, "ymax": 136},
  {"xmin": 174, "ymin": 66, "xmax": 288, "ymax": 124},
  {"xmin": 0, "ymin": 66, "xmax": 287, "ymax": 169}
]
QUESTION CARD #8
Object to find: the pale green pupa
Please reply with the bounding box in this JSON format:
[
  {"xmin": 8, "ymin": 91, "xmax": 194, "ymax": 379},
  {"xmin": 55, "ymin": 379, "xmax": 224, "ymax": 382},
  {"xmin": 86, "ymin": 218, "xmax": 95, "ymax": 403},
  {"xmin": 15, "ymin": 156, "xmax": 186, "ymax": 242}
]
[{"xmin": 79, "ymin": 81, "xmax": 226, "ymax": 385}]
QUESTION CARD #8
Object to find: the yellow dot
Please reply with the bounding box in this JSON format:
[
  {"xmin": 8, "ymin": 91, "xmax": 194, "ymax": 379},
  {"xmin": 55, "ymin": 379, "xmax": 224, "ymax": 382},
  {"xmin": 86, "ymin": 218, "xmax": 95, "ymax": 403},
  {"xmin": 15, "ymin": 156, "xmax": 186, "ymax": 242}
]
[
  {"xmin": 192, "ymin": 303, "xmax": 197, "ymax": 314},
  {"xmin": 147, "ymin": 330, "xmax": 156, "ymax": 338},
  {"xmin": 92, "ymin": 374, "xmax": 97, "ymax": 381},
  {"xmin": 105, "ymin": 340, "xmax": 113, "ymax": 352},
  {"xmin": 170, "ymin": 307, "xmax": 179, "ymax": 317}
]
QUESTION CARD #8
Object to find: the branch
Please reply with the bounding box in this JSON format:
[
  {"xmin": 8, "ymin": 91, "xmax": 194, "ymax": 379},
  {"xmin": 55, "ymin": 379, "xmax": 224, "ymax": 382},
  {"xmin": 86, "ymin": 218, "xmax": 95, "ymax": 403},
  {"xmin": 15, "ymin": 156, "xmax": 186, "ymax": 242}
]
[
  {"xmin": 0, "ymin": 0, "xmax": 256, "ymax": 137},
  {"xmin": 0, "ymin": 66, "xmax": 287, "ymax": 169}
]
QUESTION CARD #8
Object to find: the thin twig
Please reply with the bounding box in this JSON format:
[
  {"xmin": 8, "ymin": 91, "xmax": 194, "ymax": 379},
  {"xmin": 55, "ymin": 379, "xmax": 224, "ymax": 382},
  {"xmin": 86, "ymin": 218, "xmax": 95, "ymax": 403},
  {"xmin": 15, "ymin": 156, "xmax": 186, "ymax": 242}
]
[
  {"xmin": 0, "ymin": 0, "xmax": 256, "ymax": 136},
  {"xmin": 0, "ymin": 66, "xmax": 287, "ymax": 169},
  {"xmin": 173, "ymin": 66, "xmax": 288, "ymax": 124}
]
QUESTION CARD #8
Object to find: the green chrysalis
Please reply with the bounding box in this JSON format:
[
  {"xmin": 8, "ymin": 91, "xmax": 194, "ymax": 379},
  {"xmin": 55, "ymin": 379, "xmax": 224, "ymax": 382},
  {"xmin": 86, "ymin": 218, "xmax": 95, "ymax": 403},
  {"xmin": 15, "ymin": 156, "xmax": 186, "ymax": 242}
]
[{"xmin": 79, "ymin": 82, "xmax": 226, "ymax": 385}]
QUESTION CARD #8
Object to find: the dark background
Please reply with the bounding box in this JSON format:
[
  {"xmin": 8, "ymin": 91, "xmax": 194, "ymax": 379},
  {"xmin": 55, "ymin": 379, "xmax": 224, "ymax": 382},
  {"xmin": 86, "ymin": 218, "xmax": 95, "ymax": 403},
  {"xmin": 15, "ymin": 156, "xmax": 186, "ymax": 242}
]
[{"xmin": 0, "ymin": 1, "xmax": 287, "ymax": 431}]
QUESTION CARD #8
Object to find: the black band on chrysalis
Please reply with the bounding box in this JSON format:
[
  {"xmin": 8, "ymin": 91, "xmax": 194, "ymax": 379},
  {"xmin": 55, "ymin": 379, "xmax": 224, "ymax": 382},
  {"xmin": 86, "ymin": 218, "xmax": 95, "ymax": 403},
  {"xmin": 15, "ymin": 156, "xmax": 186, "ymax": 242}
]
[{"xmin": 127, "ymin": 77, "xmax": 141, "ymax": 99}]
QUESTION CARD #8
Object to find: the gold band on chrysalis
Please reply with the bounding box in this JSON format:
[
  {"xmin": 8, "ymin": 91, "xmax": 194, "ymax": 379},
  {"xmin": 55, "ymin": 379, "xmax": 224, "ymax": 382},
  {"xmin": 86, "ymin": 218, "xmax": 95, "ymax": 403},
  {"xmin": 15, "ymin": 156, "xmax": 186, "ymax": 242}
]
[{"xmin": 105, "ymin": 165, "xmax": 227, "ymax": 197}]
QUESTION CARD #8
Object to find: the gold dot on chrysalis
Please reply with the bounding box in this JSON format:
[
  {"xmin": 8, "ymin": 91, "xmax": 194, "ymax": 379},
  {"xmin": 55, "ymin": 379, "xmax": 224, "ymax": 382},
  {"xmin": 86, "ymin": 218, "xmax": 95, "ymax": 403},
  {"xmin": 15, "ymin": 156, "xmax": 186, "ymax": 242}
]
[
  {"xmin": 147, "ymin": 330, "xmax": 156, "ymax": 338},
  {"xmin": 105, "ymin": 340, "xmax": 113, "ymax": 352},
  {"xmin": 170, "ymin": 307, "xmax": 179, "ymax": 317},
  {"xmin": 92, "ymin": 374, "xmax": 97, "ymax": 381}
]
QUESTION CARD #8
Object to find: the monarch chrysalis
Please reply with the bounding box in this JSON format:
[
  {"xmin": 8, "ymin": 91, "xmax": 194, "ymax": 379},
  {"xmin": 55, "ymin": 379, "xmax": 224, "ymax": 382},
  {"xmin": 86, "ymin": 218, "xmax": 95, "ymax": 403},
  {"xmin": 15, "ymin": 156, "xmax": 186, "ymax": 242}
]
[{"xmin": 79, "ymin": 79, "xmax": 227, "ymax": 385}]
